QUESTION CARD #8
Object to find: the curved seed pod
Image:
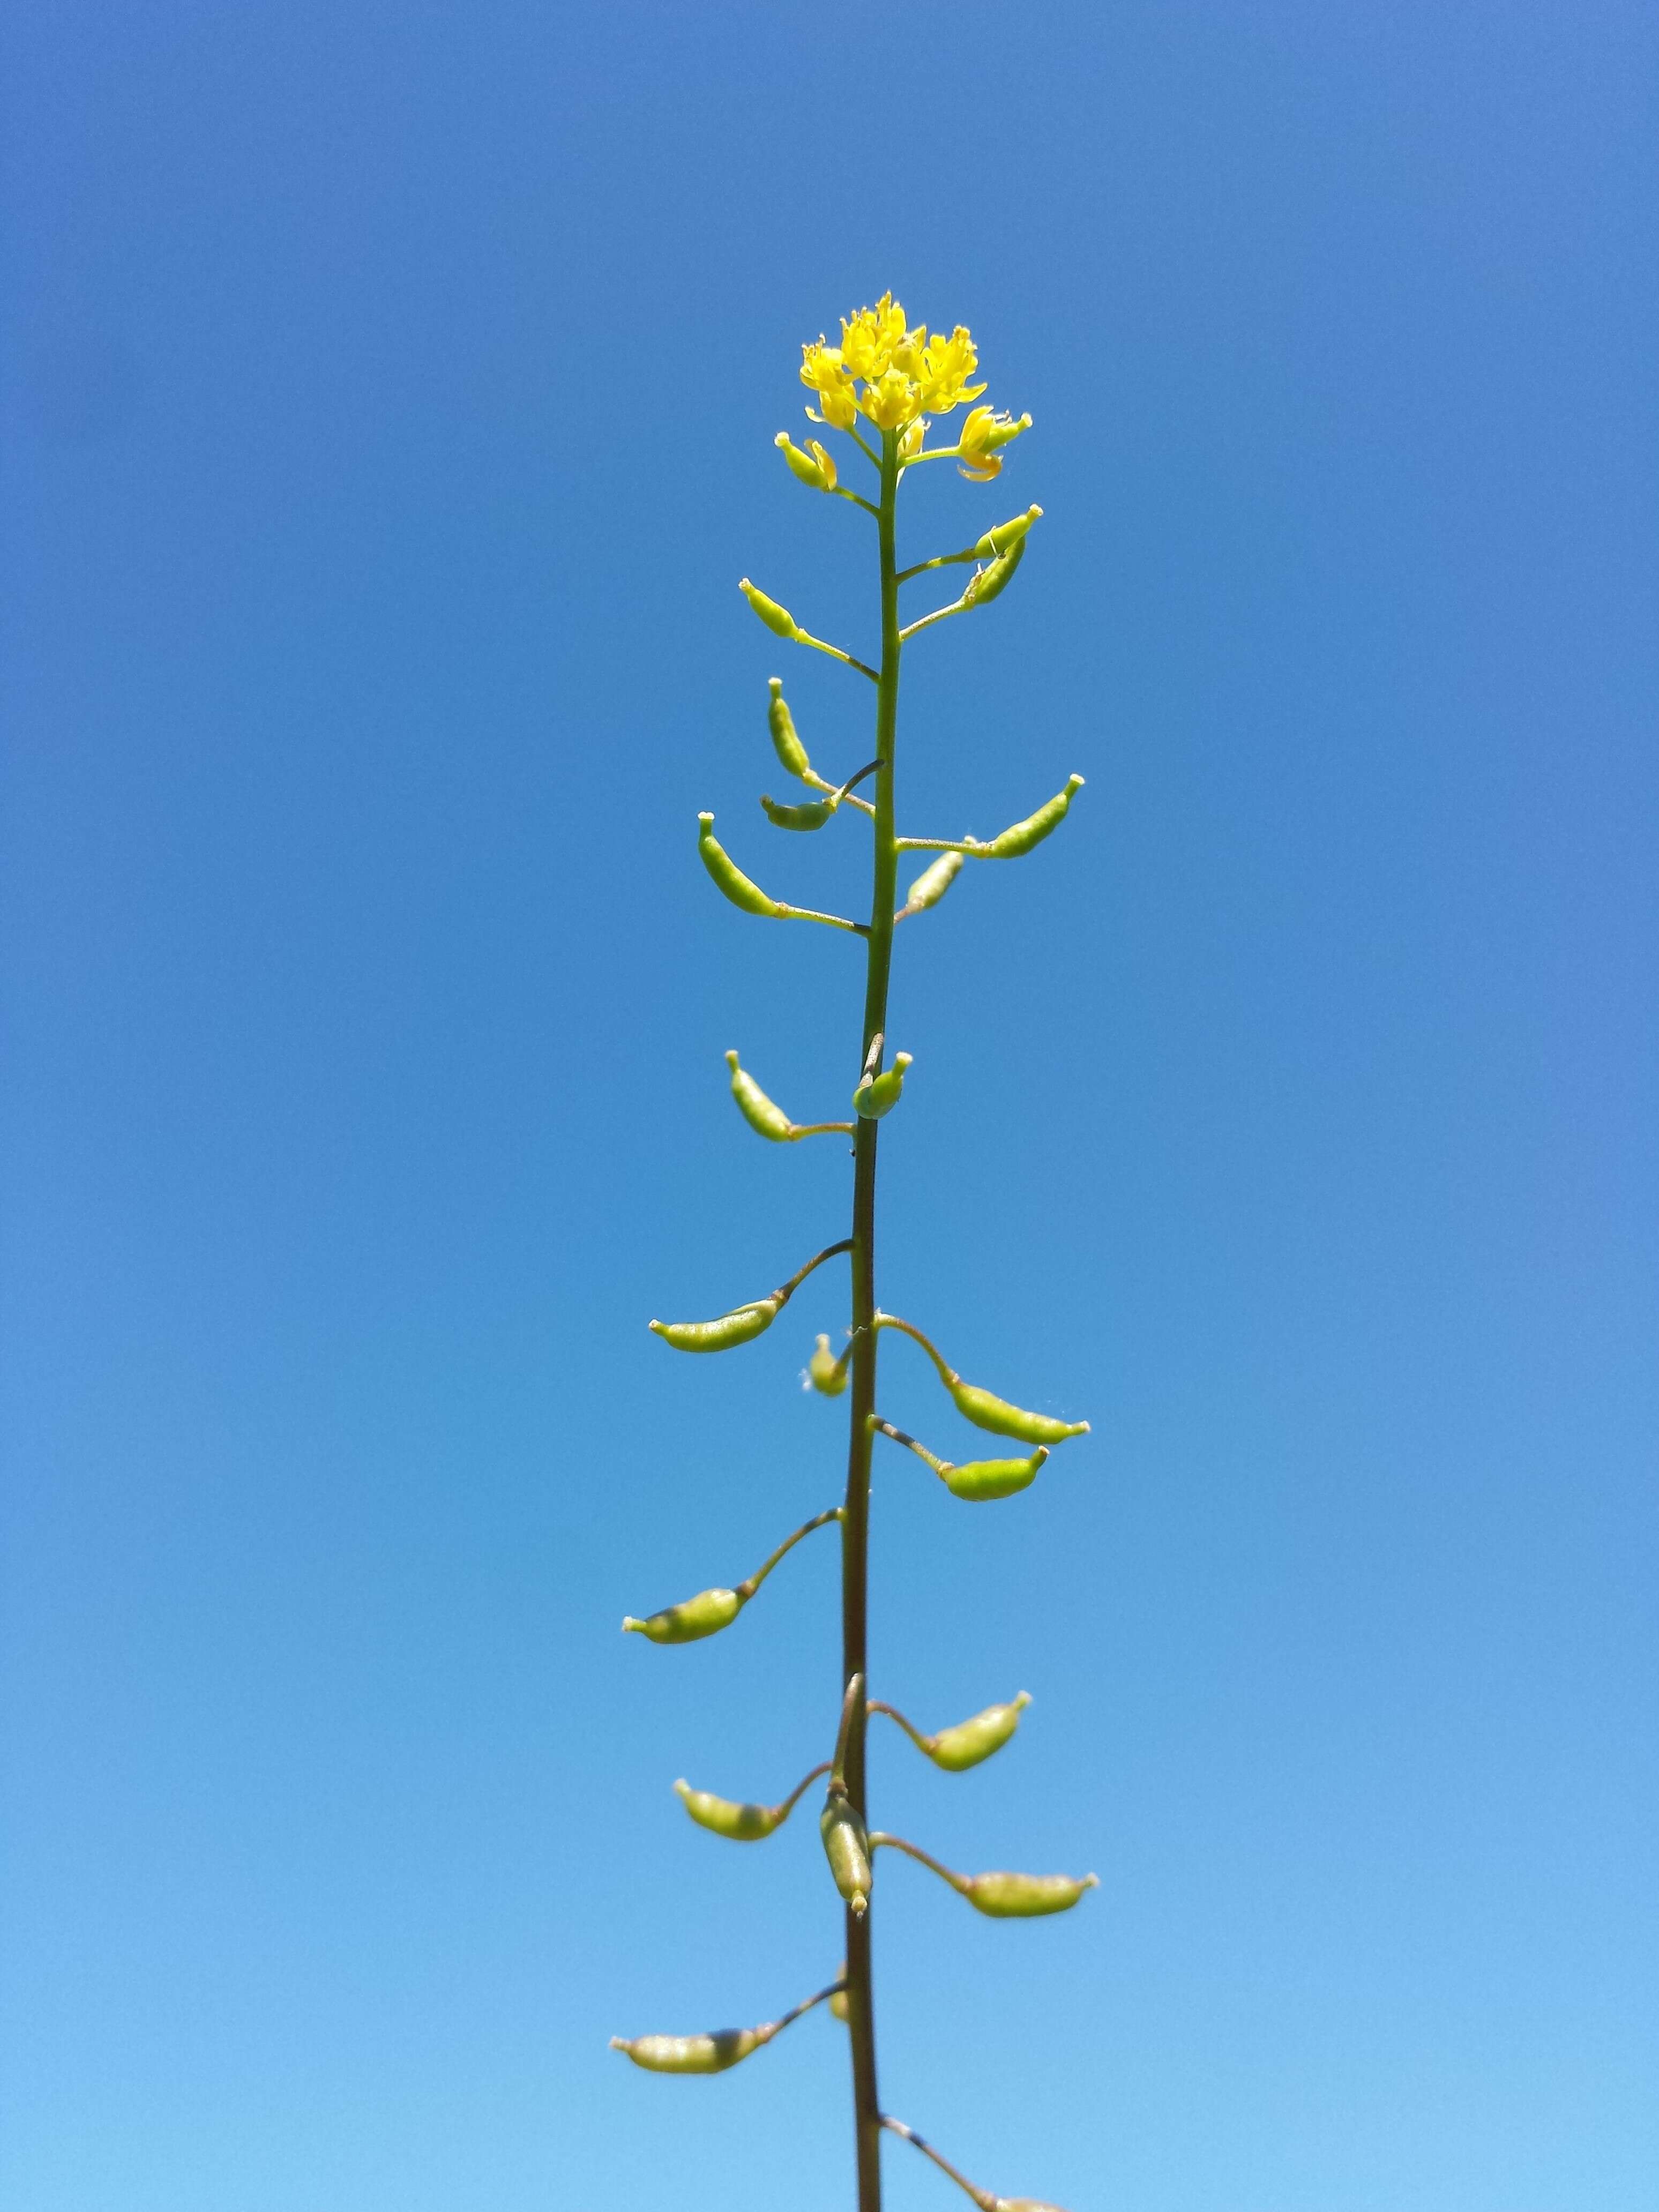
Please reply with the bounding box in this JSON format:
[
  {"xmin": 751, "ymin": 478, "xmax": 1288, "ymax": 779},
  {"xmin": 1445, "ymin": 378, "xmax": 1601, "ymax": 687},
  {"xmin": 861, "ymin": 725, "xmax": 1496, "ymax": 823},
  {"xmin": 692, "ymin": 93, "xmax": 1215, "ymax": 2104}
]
[
  {"xmin": 853, "ymin": 1051, "xmax": 912, "ymax": 1120},
  {"xmin": 975, "ymin": 775, "xmax": 1085, "ymax": 860},
  {"xmin": 610, "ymin": 2026, "xmax": 767, "ymax": 2073},
  {"xmin": 959, "ymin": 1869, "xmax": 1099, "ymax": 1918},
  {"xmin": 698, "ymin": 812, "xmax": 787, "ymax": 917},
  {"xmin": 962, "ymin": 533, "xmax": 1026, "ymax": 609},
  {"xmin": 724, "ymin": 1052, "xmax": 795, "ymax": 1142},
  {"xmin": 623, "ymin": 1586, "xmax": 744, "ymax": 1644},
  {"xmin": 674, "ymin": 1779, "xmax": 790, "ymax": 1841},
  {"xmin": 760, "ymin": 792, "xmax": 836, "ymax": 831},
  {"xmin": 940, "ymin": 1446, "xmax": 1048, "ymax": 1501},
  {"xmin": 820, "ymin": 1789, "xmax": 872, "ymax": 1915},
  {"xmin": 774, "ymin": 431, "xmax": 837, "ymax": 492},
  {"xmin": 649, "ymin": 1294, "xmax": 782, "ymax": 1352},
  {"xmin": 739, "ymin": 577, "xmax": 801, "ymax": 639},
  {"xmin": 808, "ymin": 1333, "xmax": 850, "ymax": 1396},
  {"xmin": 929, "ymin": 1692, "xmax": 1033, "ymax": 1772},
  {"xmin": 974, "ymin": 505, "xmax": 1043, "ymax": 559},
  {"xmin": 902, "ymin": 850, "xmax": 963, "ymax": 915},
  {"xmin": 946, "ymin": 1376, "xmax": 1089, "ymax": 1446},
  {"xmin": 767, "ymin": 678, "xmax": 811, "ymax": 780}
]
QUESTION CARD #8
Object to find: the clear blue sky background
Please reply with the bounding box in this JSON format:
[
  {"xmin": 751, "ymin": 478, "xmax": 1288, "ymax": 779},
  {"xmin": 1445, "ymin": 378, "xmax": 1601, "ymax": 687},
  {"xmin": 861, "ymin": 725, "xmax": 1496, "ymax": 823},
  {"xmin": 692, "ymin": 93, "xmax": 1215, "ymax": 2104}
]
[{"xmin": 3, "ymin": 5, "xmax": 1655, "ymax": 2209}]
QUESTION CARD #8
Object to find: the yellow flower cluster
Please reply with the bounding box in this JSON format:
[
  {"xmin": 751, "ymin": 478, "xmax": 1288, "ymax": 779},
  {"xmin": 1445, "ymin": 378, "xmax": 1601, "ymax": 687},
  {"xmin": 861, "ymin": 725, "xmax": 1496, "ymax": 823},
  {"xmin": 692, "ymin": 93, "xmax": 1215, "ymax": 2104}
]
[{"xmin": 801, "ymin": 294, "xmax": 988, "ymax": 435}]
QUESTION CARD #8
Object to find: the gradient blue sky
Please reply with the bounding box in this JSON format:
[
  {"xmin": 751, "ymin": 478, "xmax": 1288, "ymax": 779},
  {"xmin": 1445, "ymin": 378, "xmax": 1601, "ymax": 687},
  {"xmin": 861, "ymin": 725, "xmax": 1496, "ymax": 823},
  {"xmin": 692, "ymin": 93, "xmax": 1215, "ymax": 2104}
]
[{"xmin": 3, "ymin": 5, "xmax": 1656, "ymax": 2209}]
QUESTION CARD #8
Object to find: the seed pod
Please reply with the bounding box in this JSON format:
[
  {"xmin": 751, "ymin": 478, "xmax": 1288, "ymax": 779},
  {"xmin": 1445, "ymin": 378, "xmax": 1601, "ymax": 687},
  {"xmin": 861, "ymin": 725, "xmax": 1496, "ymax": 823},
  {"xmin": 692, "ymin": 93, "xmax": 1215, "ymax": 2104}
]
[
  {"xmin": 975, "ymin": 775, "xmax": 1085, "ymax": 860},
  {"xmin": 760, "ymin": 792, "xmax": 836, "ymax": 831},
  {"xmin": 808, "ymin": 1333, "xmax": 850, "ymax": 1396},
  {"xmin": 902, "ymin": 850, "xmax": 963, "ymax": 915},
  {"xmin": 767, "ymin": 678, "xmax": 811, "ymax": 780},
  {"xmin": 820, "ymin": 1789, "xmax": 872, "ymax": 1915},
  {"xmin": 974, "ymin": 505, "xmax": 1043, "ymax": 559},
  {"xmin": 698, "ymin": 812, "xmax": 788, "ymax": 918},
  {"xmin": 674, "ymin": 1778, "xmax": 791, "ymax": 1841},
  {"xmin": 739, "ymin": 577, "xmax": 801, "ymax": 639},
  {"xmin": 940, "ymin": 1446, "xmax": 1048, "ymax": 1501},
  {"xmin": 649, "ymin": 1292, "xmax": 783, "ymax": 1352},
  {"xmin": 610, "ymin": 2026, "xmax": 767, "ymax": 2073},
  {"xmin": 853, "ymin": 1051, "xmax": 912, "ymax": 1120},
  {"xmin": 962, "ymin": 533, "xmax": 1026, "ymax": 609},
  {"xmin": 774, "ymin": 431, "xmax": 837, "ymax": 492},
  {"xmin": 946, "ymin": 1376, "xmax": 1089, "ymax": 1446},
  {"xmin": 958, "ymin": 1869, "xmax": 1099, "ymax": 1918},
  {"xmin": 928, "ymin": 1692, "xmax": 1033, "ymax": 1772},
  {"xmin": 623, "ymin": 1586, "xmax": 744, "ymax": 1644},
  {"xmin": 724, "ymin": 1051, "xmax": 795, "ymax": 1142}
]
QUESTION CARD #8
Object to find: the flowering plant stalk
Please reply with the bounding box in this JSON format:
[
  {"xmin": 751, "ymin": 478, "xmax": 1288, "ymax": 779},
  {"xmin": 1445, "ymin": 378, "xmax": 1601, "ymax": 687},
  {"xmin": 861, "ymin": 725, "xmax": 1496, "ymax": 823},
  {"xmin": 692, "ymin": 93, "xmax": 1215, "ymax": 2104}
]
[{"xmin": 614, "ymin": 296, "xmax": 1092, "ymax": 2212}]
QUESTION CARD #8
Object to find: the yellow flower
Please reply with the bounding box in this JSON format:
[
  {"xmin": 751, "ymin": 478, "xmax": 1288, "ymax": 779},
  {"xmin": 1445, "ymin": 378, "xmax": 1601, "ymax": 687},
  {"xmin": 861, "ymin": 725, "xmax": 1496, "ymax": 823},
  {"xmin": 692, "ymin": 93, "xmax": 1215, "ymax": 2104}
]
[
  {"xmin": 958, "ymin": 404, "xmax": 1033, "ymax": 481},
  {"xmin": 797, "ymin": 298, "xmax": 1017, "ymax": 446},
  {"xmin": 860, "ymin": 365, "xmax": 922, "ymax": 430}
]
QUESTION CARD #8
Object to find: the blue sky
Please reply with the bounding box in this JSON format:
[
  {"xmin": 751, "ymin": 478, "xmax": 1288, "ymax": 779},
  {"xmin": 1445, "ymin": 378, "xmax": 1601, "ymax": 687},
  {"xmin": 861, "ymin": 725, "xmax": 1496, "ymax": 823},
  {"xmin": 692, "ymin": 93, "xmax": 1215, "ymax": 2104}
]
[{"xmin": 2, "ymin": 4, "xmax": 1655, "ymax": 2208}]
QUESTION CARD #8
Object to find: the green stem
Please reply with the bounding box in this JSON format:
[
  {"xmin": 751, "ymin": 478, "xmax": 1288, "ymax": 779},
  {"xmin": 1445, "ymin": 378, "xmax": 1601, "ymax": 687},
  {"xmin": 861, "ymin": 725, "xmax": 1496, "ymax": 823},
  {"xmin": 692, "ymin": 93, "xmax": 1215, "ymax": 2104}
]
[
  {"xmin": 734, "ymin": 1505, "xmax": 845, "ymax": 1601},
  {"xmin": 842, "ymin": 424, "xmax": 902, "ymax": 2212},
  {"xmin": 868, "ymin": 1700, "xmax": 937, "ymax": 1759},
  {"xmin": 868, "ymin": 1830, "xmax": 968, "ymax": 1894}
]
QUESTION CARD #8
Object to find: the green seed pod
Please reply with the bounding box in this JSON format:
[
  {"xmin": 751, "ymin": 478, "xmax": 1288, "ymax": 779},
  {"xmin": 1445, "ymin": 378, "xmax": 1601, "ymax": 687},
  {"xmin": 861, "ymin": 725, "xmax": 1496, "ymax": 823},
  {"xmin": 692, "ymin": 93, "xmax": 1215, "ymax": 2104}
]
[
  {"xmin": 724, "ymin": 1051, "xmax": 794, "ymax": 1142},
  {"xmin": 739, "ymin": 577, "xmax": 800, "ymax": 639},
  {"xmin": 973, "ymin": 505, "xmax": 1043, "ymax": 559},
  {"xmin": 820, "ymin": 1789, "xmax": 872, "ymax": 1915},
  {"xmin": 853, "ymin": 1051, "xmax": 912, "ymax": 1120},
  {"xmin": 962, "ymin": 533, "xmax": 1026, "ymax": 609},
  {"xmin": 928, "ymin": 1692, "xmax": 1033, "ymax": 1772},
  {"xmin": 674, "ymin": 1778, "xmax": 789, "ymax": 1841},
  {"xmin": 760, "ymin": 792, "xmax": 836, "ymax": 831},
  {"xmin": 622, "ymin": 1586, "xmax": 744, "ymax": 1644},
  {"xmin": 698, "ymin": 812, "xmax": 786, "ymax": 918},
  {"xmin": 774, "ymin": 431, "xmax": 837, "ymax": 492},
  {"xmin": 976, "ymin": 775, "xmax": 1085, "ymax": 860},
  {"xmin": 958, "ymin": 1869, "xmax": 1099, "ymax": 1918},
  {"xmin": 946, "ymin": 1377, "xmax": 1088, "ymax": 1446},
  {"xmin": 767, "ymin": 678, "xmax": 811, "ymax": 780},
  {"xmin": 808, "ymin": 1333, "xmax": 850, "ymax": 1396},
  {"xmin": 902, "ymin": 850, "xmax": 963, "ymax": 915},
  {"xmin": 940, "ymin": 1446, "xmax": 1048, "ymax": 1501},
  {"xmin": 610, "ymin": 2026, "xmax": 766, "ymax": 2073},
  {"xmin": 649, "ymin": 1293, "xmax": 782, "ymax": 1352}
]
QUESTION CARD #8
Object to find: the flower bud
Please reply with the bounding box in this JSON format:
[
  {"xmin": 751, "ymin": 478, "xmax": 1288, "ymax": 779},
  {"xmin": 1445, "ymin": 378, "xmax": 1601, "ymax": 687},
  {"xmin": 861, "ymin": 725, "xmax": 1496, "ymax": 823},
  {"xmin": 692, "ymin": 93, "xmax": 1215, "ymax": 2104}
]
[
  {"xmin": 939, "ymin": 1446, "xmax": 1048, "ymax": 1502},
  {"xmin": 974, "ymin": 506, "xmax": 1043, "ymax": 559},
  {"xmin": 853, "ymin": 1051, "xmax": 912, "ymax": 1120},
  {"xmin": 649, "ymin": 1292, "xmax": 783, "ymax": 1352},
  {"xmin": 963, "ymin": 534, "xmax": 1026, "ymax": 609},
  {"xmin": 622, "ymin": 1586, "xmax": 744, "ymax": 1643},
  {"xmin": 610, "ymin": 2026, "xmax": 766, "ymax": 2073},
  {"xmin": 739, "ymin": 577, "xmax": 801, "ymax": 639},
  {"xmin": 767, "ymin": 678, "xmax": 812, "ymax": 781},
  {"xmin": 901, "ymin": 850, "xmax": 962, "ymax": 916},
  {"xmin": 674, "ymin": 1778, "xmax": 791, "ymax": 1841},
  {"xmin": 760, "ymin": 792, "xmax": 836, "ymax": 831},
  {"xmin": 774, "ymin": 431, "xmax": 838, "ymax": 492},
  {"xmin": 820, "ymin": 1788, "xmax": 872, "ymax": 1915},
  {"xmin": 928, "ymin": 1692, "xmax": 1032, "ymax": 1772},
  {"xmin": 958, "ymin": 1869, "xmax": 1098, "ymax": 1918},
  {"xmin": 698, "ymin": 812, "xmax": 787, "ymax": 918},
  {"xmin": 975, "ymin": 775, "xmax": 1085, "ymax": 860},
  {"xmin": 808, "ymin": 1333, "xmax": 850, "ymax": 1396},
  {"xmin": 724, "ymin": 1051, "xmax": 795, "ymax": 1142},
  {"xmin": 946, "ymin": 1376, "xmax": 1088, "ymax": 1447}
]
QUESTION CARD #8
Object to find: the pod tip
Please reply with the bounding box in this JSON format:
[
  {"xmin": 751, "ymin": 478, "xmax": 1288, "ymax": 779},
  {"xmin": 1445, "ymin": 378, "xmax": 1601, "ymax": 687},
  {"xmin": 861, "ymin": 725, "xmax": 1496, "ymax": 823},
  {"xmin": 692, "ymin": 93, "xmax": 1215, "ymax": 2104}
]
[
  {"xmin": 697, "ymin": 811, "xmax": 714, "ymax": 828},
  {"xmin": 724, "ymin": 1049, "xmax": 739, "ymax": 1068},
  {"xmin": 773, "ymin": 431, "xmax": 788, "ymax": 446},
  {"xmin": 850, "ymin": 1891, "xmax": 869, "ymax": 1916},
  {"xmin": 1029, "ymin": 503, "xmax": 1044, "ymax": 519},
  {"xmin": 647, "ymin": 1319, "xmax": 664, "ymax": 1336},
  {"xmin": 738, "ymin": 576, "xmax": 752, "ymax": 591},
  {"xmin": 768, "ymin": 675, "xmax": 782, "ymax": 693},
  {"xmin": 608, "ymin": 2037, "xmax": 628, "ymax": 2052},
  {"xmin": 672, "ymin": 1777, "xmax": 690, "ymax": 1798},
  {"xmin": 621, "ymin": 1617, "xmax": 643, "ymax": 1634},
  {"xmin": 1014, "ymin": 1690, "xmax": 1033, "ymax": 1709},
  {"xmin": 1083, "ymin": 1873, "xmax": 1100, "ymax": 1889}
]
